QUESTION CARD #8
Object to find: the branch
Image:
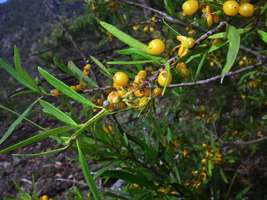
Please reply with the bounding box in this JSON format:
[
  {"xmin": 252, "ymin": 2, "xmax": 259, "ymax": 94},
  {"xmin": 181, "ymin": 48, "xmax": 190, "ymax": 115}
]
[
  {"xmin": 168, "ymin": 62, "xmax": 262, "ymax": 88},
  {"xmin": 225, "ymin": 136, "xmax": 267, "ymax": 145}
]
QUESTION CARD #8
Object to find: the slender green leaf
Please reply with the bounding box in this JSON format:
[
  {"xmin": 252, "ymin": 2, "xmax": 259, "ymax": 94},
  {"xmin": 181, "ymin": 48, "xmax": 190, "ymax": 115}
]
[
  {"xmin": 195, "ymin": 51, "xmax": 207, "ymax": 80},
  {"xmin": 164, "ymin": 0, "xmax": 175, "ymax": 15},
  {"xmin": 107, "ymin": 60, "xmax": 155, "ymax": 65},
  {"xmin": 40, "ymin": 100, "xmax": 78, "ymax": 127},
  {"xmin": 100, "ymin": 21, "xmax": 148, "ymax": 52},
  {"xmin": 234, "ymin": 187, "xmax": 251, "ymax": 200},
  {"xmin": 38, "ymin": 67, "xmax": 97, "ymax": 108},
  {"xmin": 13, "ymin": 46, "xmax": 39, "ymax": 92},
  {"xmin": 77, "ymin": 140, "xmax": 102, "ymax": 200},
  {"xmin": 0, "ymin": 98, "xmax": 39, "ymax": 145},
  {"xmin": 0, "ymin": 126, "xmax": 71, "ymax": 154},
  {"xmin": 90, "ymin": 56, "xmax": 112, "ymax": 78},
  {"xmin": 0, "ymin": 104, "xmax": 44, "ymax": 130},
  {"xmin": 67, "ymin": 61, "xmax": 97, "ymax": 87},
  {"xmin": 208, "ymin": 28, "xmax": 246, "ymax": 39},
  {"xmin": 221, "ymin": 25, "xmax": 240, "ymax": 82},
  {"xmin": 117, "ymin": 48, "xmax": 165, "ymax": 63},
  {"xmin": 0, "ymin": 59, "xmax": 36, "ymax": 91},
  {"xmin": 257, "ymin": 29, "xmax": 267, "ymax": 44},
  {"xmin": 101, "ymin": 170, "xmax": 153, "ymax": 187}
]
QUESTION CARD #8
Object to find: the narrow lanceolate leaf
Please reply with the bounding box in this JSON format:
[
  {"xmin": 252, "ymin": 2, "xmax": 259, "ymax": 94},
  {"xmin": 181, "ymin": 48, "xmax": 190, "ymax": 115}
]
[
  {"xmin": 39, "ymin": 100, "xmax": 78, "ymax": 127},
  {"xmin": 221, "ymin": 25, "xmax": 240, "ymax": 82},
  {"xmin": 100, "ymin": 21, "xmax": 148, "ymax": 52},
  {"xmin": 257, "ymin": 30, "xmax": 267, "ymax": 44},
  {"xmin": 0, "ymin": 59, "xmax": 37, "ymax": 92},
  {"xmin": 117, "ymin": 48, "xmax": 165, "ymax": 63},
  {"xmin": 164, "ymin": 0, "xmax": 175, "ymax": 15},
  {"xmin": 107, "ymin": 60, "xmax": 155, "ymax": 65},
  {"xmin": 67, "ymin": 61, "xmax": 97, "ymax": 87},
  {"xmin": 195, "ymin": 51, "xmax": 207, "ymax": 80},
  {"xmin": 0, "ymin": 98, "xmax": 39, "ymax": 145},
  {"xmin": 38, "ymin": 67, "xmax": 97, "ymax": 108},
  {"xmin": 13, "ymin": 46, "xmax": 40, "ymax": 92},
  {"xmin": 90, "ymin": 56, "xmax": 112, "ymax": 78},
  {"xmin": 77, "ymin": 140, "xmax": 102, "ymax": 200},
  {"xmin": 0, "ymin": 126, "xmax": 71, "ymax": 154}
]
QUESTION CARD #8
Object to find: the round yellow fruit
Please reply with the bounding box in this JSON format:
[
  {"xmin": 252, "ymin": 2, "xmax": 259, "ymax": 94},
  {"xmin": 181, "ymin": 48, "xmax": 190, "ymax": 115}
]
[
  {"xmin": 182, "ymin": 0, "xmax": 199, "ymax": 16},
  {"xmin": 153, "ymin": 87, "xmax": 162, "ymax": 96},
  {"xmin": 113, "ymin": 71, "xmax": 129, "ymax": 87},
  {"xmin": 223, "ymin": 1, "xmax": 239, "ymax": 16},
  {"xmin": 157, "ymin": 70, "xmax": 173, "ymax": 87},
  {"xmin": 148, "ymin": 39, "xmax": 165, "ymax": 55},
  {"xmin": 239, "ymin": 3, "xmax": 254, "ymax": 17}
]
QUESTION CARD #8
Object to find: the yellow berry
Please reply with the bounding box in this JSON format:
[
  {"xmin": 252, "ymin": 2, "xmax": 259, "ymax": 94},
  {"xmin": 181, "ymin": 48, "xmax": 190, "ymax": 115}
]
[
  {"xmin": 153, "ymin": 87, "xmax": 162, "ymax": 96},
  {"xmin": 239, "ymin": 3, "xmax": 254, "ymax": 17},
  {"xmin": 107, "ymin": 91, "xmax": 120, "ymax": 104},
  {"xmin": 201, "ymin": 158, "xmax": 208, "ymax": 165},
  {"xmin": 75, "ymin": 84, "xmax": 83, "ymax": 92},
  {"xmin": 223, "ymin": 1, "xmax": 239, "ymax": 16},
  {"xmin": 148, "ymin": 39, "xmax": 165, "ymax": 55},
  {"xmin": 176, "ymin": 62, "xmax": 190, "ymax": 78},
  {"xmin": 40, "ymin": 195, "xmax": 49, "ymax": 200},
  {"xmin": 50, "ymin": 89, "xmax": 60, "ymax": 97},
  {"xmin": 134, "ymin": 89, "xmax": 144, "ymax": 97},
  {"xmin": 157, "ymin": 70, "xmax": 173, "ymax": 87},
  {"xmin": 143, "ymin": 25, "xmax": 149, "ymax": 33},
  {"xmin": 117, "ymin": 89, "xmax": 126, "ymax": 97},
  {"xmin": 113, "ymin": 71, "xmax": 129, "ymax": 87},
  {"xmin": 137, "ymin": 70, "xmax": 147, "ymax": 79},
  {"xmin": 83, "ymin": 64, "xmax": 91, "ymax": 71},
  {"xmin": 138, "ymin": 97, "xmax": 149, "ymax": 107},
  {"xmin": 182, "ymin": 0, "xmax": 199, "ymax": 16}
]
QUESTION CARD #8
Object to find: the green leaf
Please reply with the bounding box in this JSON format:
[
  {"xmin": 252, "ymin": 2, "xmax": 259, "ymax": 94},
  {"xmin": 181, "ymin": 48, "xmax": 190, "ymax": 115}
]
[
  {"xmin": 100, "ymin": 21, "xmax": 148, "ymax": 52},
  {"xmin": 0, "ymin": 98, "xmax": 39, "ymax": 145},
  {"xmin": 77, "ymin": 140, "xmax": 102, "ymax": 200},
  {"xmin": 234, "ymin": 187, "xmax": 251, "ymax": 200},
  {"xmin": 90, "ymin": 56, "xmax": 112, "ymax": 78},
  {"xmin": 38, "ymin": 67, "xmax": 97, "ymax": 108},
  {"xmin": 101, "ymin": 170, "xmax": 153, "ymax": 187},
  {"xmin": 0, "ymin": 59, "xmax": 37, "ymax": 92},
  {"xmin": 195, "ymin": 51, "xmax": 207, "ymax": 80},
  {"xmin": 257, "ymin": 29, "xmax": 267, "ymax": 44},
  {"xmin": 0, "ymin": 126, "xmax": 71, "ymax": 154},
  {"xmin": 117, "ymin": 48, "xmax": 165, "ymax": 63},
  {"xmin": 262, "ymin": 114, "xmax": 267, "ymax": 120},
  {"xmin": 164, "ymin": 0, "xmax": 175, "ymax": 15},
  {"xmin": 40, "ymin": 100, "xmax": 78, "ymax": 127},
  {"xmin": 67, "ymin": 61, "xmax": 97, "ymax": 87},
  {"xmin": 208, "ymin": 28, "xmax": 246, "ymax": 39},
  {"xmin": 13, "ymin": 46, "xmax": 39, "ymax": 92},
  {"xmin": 219, "ymin": 168, "xmax": 228, "ymax": 184},
  {"xmin": 107, "ymin": 60, "xmax": 155, "ymax": 65},
  {"xmin": 221, "ymin": 25, "xmax": 240, "ymax": 82}
]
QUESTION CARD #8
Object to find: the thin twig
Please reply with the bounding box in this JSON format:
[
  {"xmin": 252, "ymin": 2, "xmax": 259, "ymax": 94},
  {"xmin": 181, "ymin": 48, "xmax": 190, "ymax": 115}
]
[
  {"xmin": 168, "ymin": 63, "xmax": 261, "ymax": 88},
  {"xmin": 225, "ymin": 136, "xmax": 267, "ymax": 146}
]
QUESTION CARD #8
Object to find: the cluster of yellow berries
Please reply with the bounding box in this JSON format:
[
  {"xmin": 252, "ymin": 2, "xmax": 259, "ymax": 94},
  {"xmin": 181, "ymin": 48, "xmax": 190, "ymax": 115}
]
[
  {"xmin": 132, "ymin": 16, "xmax": 158, "ymax": 33},
  {"xmin": 223, "ymin": 0, "xmax": 254, "ymax": 17},
  {"xmin": 104, "ymin": 69, "xmax": 164, "ymax": 111},
  {"xmin": 189, "ymin": 144, "xmax": 223, "ymax": 188},
  {"xmin": 181, "ymin": 0, "xmax": 254, "ymax": 27},
  {"xmin": 196, "ymin": 105, "xmax": 218, "ymax": 124}
]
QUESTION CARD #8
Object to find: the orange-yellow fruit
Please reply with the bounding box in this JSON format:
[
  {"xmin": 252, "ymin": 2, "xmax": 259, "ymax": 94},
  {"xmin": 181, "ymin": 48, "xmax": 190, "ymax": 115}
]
[
  {"xmin": 113, "ymin": 71, "xmax": 129, "ymax": 87},
  {"xmin": 182, "ymin": 0, "xmax": 199, "ymax": 16},
  {"xmin": 148, "ymin": 39, "xmax": 165, "ymax": 55},
  {"xmin": 223, "ymin": 1, "xmax": 239, "ymax": 16},
  {"xmin": 138, "ymin": 97, "xmax": 149, "ymax": 107},
  {"xmin": 107, "ymin": 91, "xmax": 120, "ymax": 104},
  {"xmin": 40, "ymin": 195, "xmax": 49, "ymax": 200},
  {"xmin": 50, "ymin": 89, "xmax": 60, "ymax": 97},
  {"xmin": 239, "ymin": 3, "xmax": 254, "ymax": 17},
  {"xmin": 176, "ymin": 62, "xmax": 190, "ymax": 78},
  {"xmin": 117, "ymin": 89, "xmax": 126, "ymax": 97},
  {"xmin": 153, "ymin": 87, "xmax": 162, "ymax": 96},
  {"xmin": 134, "ymin": 89, "xmax": 144, "ymax": 97},
  {"xmin": 75, "ymin": 84, "xmax": 83, "ymax": 92},
  {"xmin": 134, "ymin": 70, "xmax": 147, "ymax": 84},
  {"xmin": 157, "ymin": 70, "xmax": 173, "ymax": 87}
]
